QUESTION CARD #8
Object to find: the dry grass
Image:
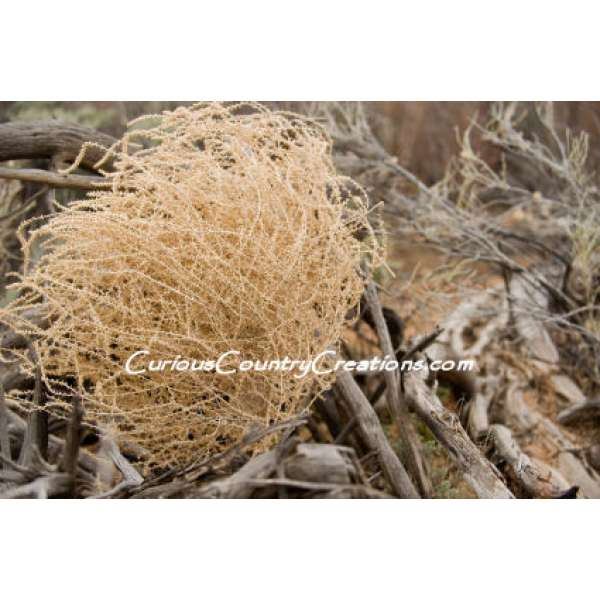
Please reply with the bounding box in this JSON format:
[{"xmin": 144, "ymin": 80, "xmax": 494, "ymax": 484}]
[{"xmin": 0, "ymin": 103, "xmax": 382, "ymax": 472}]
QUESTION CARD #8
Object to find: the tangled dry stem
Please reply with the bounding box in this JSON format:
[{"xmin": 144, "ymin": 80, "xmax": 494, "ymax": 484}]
[{"xmin": 0, "ymin": 103, "xmax": 382, "ymax": 472}]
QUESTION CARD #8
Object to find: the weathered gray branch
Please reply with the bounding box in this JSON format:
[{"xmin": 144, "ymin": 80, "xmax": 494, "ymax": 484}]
[
  {"xmin": 0, "ymin": 166, "xmax": 111, "ymax": 191},
  {"xmin": 364, "ymin": 282, "xmax": 431, "ymax": 496},
  {"xmin": 0, "ymin": 121, "xmax": 118, "ymax": 171},
  {"xmin": 0, "ymin": 384, "xmax": 10, "ymax": 469},
  {"xmin": 60, "ymin": 395, "xmax": 83, "ymax": 489},
  {"xmin": 335, "ymin": 369, "xmax": 419, "ymax": 498},
  {"xmin": 404, "ymin": 372, "xmax": 514, "ymax": 499},
  {"xmin": 489, "ymin": 424, "xmax": 570, "ymax": 498},
  {"xmin": 7, "ymin": 407, "xmax": 100, "ymax": 475},
  {"xmin": 0, "ymin": 473, "xmax": 71, "ymax": 499}
]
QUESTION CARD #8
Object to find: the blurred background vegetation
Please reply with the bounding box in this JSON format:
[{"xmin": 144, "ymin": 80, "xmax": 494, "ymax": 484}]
[{"xmin": 2, "ymin": 101, "xmax": 599, "ymax": 183}]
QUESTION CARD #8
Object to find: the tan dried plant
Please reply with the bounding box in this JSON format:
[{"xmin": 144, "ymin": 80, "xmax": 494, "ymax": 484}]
[{"xmin": 0, "ymin": 103, "xmax": 382, "ymax": 472}]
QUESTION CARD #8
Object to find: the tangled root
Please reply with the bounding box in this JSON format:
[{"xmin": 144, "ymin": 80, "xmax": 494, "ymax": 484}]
[{"xmin": 0, "ymin": 103, "xmax": 382, "ymax": 472}]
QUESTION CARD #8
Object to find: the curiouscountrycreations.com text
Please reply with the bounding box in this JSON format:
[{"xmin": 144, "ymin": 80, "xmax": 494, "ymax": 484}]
[{"xmin": 124, "ymin": 350, "xmax": 476, "ymax": 378}]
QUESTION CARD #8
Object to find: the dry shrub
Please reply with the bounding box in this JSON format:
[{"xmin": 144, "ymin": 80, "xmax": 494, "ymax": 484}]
[
  {"xmin": 1, "ymin": 103, "xmax": 380, "ymax": 472},
  {"xmin": 0, "ymin": 180, "xmax": 26, "ymax": 293},
  {"xmin": 389, "ymin": 102, "xmax": 600, "ymax": 389}
]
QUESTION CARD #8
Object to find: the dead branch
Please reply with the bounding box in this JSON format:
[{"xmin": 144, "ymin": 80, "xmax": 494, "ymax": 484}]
[
  {"xmin": 59, "ymin": 395, "xmax": 83, "ymax": 494},
  {"xmin": 101, "ymin": 434, "xmax": 143, "ymax": 485},
  {"xmin": 335, "ymin": 368, "xmax": 419, "ymax": 498},
  {"xmin": 503, "ymin": 381, "xmax": 600, "ymax": 498},
  {"xmin": 0, "ymin": 121, "xmax": 118, "ymax": 171},
  {"xmin": 404, "ymin": 371, "xmax": 514, "ymax": 498},
  {"xmin": 7, "ymin": 407, "xmax": 100, "ymax": 475},
  {"xmin": 0, "ymin": 166, "xmax": 111, "ymax": 191},
  {"xmin": 30, "ymin": 342, "xmax": 47, "ymax": 461},
  {"xmin": 0, "ymin": 473, "xmax": 71, "ymax": 499},
  {"xmin": 89, "ymin": 432, "xmax": 144, "ymax": 498},
  {"xmin": 557, "ymin": 400, "xmax": 600, "ymax": 426},
  {"xmin": 284, "ymin": 443, "xmax": 357, "ymax": 485},
  {"xmin": 132, "ymin": 441, "xmax": 379, "ymax": 499},
  {"xmin": 489, "ymin": 424, "xmax": 570, "ymax": 498},
  {"xmin": 0, "ymin": 384, "xmax": 10, "ymax": 469},
  {"xmin": 191, "ymin": 450, "xmax": 278, "ymax": 499},
  {"xmin": 364, "ymin": 282, "xmax": 431, "ymax": 496},
  {"xmin": 205, "ymin": 444, "xmax": 359, "ymax": 498}
]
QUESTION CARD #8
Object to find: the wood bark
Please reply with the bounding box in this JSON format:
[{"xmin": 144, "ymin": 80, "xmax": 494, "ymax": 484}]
[
  {"xmin": 489, "ymin": 424, "xmax": 570, "ymax": 498},
  {"xmin": 335, "ymin": 369, "xmax": 419, "ymax": 498},
  {"xmin": 0, "ymin": 166, "xmax": 111, "ymax": 191},
  {"xmin": 364, "ymin": 282, "xmax": 431, "ymax": 496},
  {"xmin": 0, "ymin": 121, "xmax": 119, "ymax": 171},
  {"xmin": 404, "ymin": 372, "xmax": 514, "ymax": 499}
]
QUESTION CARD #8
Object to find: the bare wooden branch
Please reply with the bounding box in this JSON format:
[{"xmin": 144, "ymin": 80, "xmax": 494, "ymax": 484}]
[
  {"xmin": 7, "ymin": 407, "xmax": 100, "ymax": 474},
  {"xmin": 0, "ymin": 121, "xmax": 118, "ymax": 171},
  {"xmin": 100, "ymin": 434, "xmax": 144, "ymax": 485},
  {"xmin": 0, "ymin": 473, "xmax": 71, "ymax": 499},
  {"xmin": 17, "ymin": 410, "xmax": 34, "ymax": 467},
  {"xmin": 284, "ymin": 443, "xmax": 356, "ymax": 485},
  {"xmin": 60, "ymin": 395, "xmax": 83, "ymax": 492},
  {"xmin": 489, "ymin": 424, "xmax": 570, "ymax": 498},
  {"xmin": 335, "ymin": 369, "xmax": 419, "ymax": 498},
  {"xmin": 504, "ymin": 382, "xmax": 600, "ymax": 498},
  {"xmin": 199, "ymin": 449, "xmax": 279, "ymax": 499},
  {"xmin": 202, "ymin": 444, "xmax": 359, "ymax": 498},
  {"xmin": 242, "ymin": 478, "xmax": 374, "ymax": 493},
  {"xmin": 404, "ymin": 372, "xmax": 514, "ymax": 499},
  {"xmin": 557, "ymin": 400, "xmax": 600, "ymax": 426},
  {"xmin": 550, "ymin": 374, "xmax": 587, "ymax": 407},
  {"xmin": 0, "ymin": 384, "xmax": 10, "ymax": 470},
  {"xmin": 132, "ymin": 442, "xmax": 377, "ymax": 499},
  {"xmin": 364, "ymin": 282, "xmax": 431, "ymax": 496},
  {"xmin": 86, "ymin": 432, "xmax": 144, "ymax": 498},
  {"xmin": 33, "ymin": 355, "xmax": 47, "ymax": 462},
  {"xmin": 467, "ymin": 389, "xmax": 494, "ymax": 441},
  {"xmin": 17, "ymin": 342, "xmax": 49, "ymax": 465},
  {"xmin": 0, "ymin": 166, "xmax": 111, "ymax": 191}
]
